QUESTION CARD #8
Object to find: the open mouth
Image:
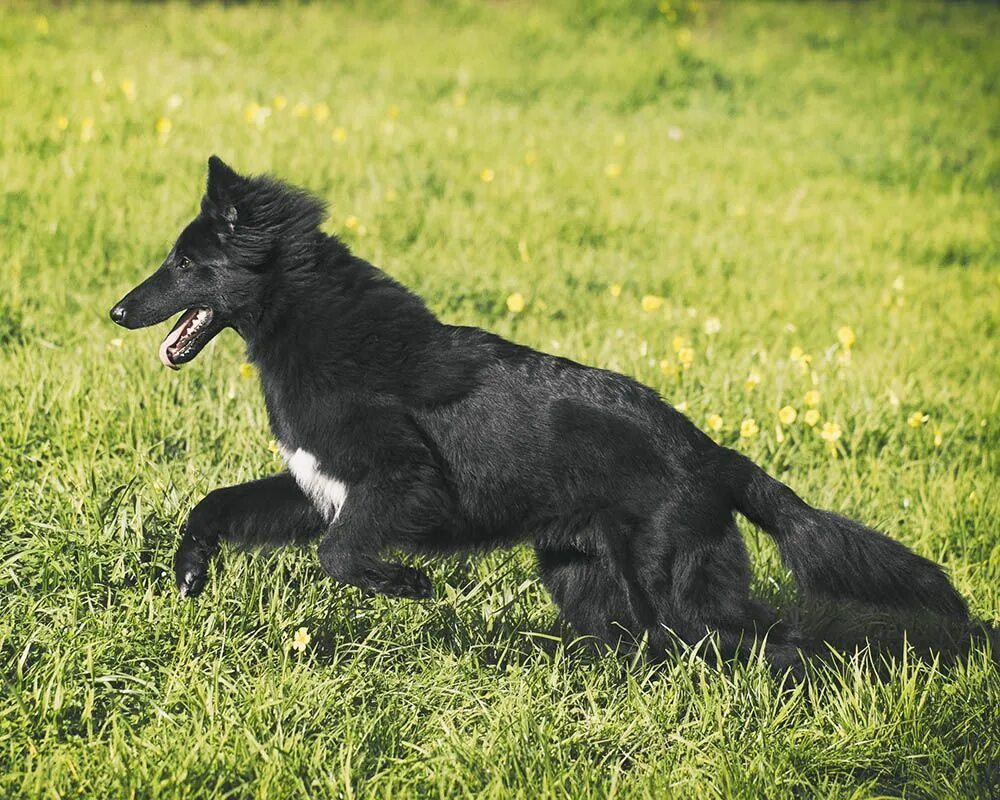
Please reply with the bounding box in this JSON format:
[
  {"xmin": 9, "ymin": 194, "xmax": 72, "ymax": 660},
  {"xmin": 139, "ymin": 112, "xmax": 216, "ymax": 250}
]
[{"xmin": 158, "ymin": 307, "xmax": 218, "ymax": 369}]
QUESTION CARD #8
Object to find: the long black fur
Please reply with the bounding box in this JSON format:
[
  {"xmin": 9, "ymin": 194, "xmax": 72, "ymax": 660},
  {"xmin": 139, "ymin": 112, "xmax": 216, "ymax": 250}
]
[{"xmin": 111, "ymin": 157, "xmax": 969, "ymax": 672}]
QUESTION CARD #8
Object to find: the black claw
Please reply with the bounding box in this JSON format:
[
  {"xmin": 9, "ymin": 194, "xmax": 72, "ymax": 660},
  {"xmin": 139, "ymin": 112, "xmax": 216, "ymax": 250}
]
[
  {"xmin": 177, "ymin": 567, "xmax": 208, "ymax": 598},
  {"xmin": 174, "ymin": 541, "xmax": 210, "ymax": 598}
]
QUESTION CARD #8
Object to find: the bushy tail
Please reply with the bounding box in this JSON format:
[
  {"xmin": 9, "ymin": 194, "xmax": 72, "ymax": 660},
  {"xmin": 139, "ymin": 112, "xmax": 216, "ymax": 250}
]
[{"xmin": 718, "ymin": 449, "xmax": 967, "ymax": 618}]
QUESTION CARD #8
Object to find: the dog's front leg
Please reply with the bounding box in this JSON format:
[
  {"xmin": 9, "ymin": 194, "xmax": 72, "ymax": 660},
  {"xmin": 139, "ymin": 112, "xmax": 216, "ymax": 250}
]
[
  {"xmin": 314, "ymin": 481, "xmax": 448, "ymax": 600},
  {"xmin": 318, "ymin": 534, "xmax": 433, "ymax": 600},
  {"xmin": 175, "ymin": 473, "xmax": 323, "ymax": 597}
]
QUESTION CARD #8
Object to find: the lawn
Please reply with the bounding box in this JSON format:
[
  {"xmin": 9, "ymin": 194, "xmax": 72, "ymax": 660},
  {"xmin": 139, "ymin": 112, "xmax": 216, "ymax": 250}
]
[{"xmin": 1, "ymin": 1, "xmax": 998, "ymax": 797}]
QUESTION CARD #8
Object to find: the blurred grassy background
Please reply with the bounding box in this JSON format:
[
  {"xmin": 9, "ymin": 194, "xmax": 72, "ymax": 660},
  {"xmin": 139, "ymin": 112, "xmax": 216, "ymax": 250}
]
[{"xmin": 1, "ymin": 2, "xmax": 998, "ymax": 798}]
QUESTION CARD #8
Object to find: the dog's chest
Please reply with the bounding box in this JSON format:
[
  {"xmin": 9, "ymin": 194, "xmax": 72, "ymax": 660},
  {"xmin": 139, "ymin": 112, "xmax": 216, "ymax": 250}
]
[{"xmin": 278, "ymin": 443, "xmax": 349, "ymax": 522}]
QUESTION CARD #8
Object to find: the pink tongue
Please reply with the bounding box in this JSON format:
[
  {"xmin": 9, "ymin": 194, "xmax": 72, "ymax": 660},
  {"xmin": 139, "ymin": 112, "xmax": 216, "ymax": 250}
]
[{"xmin": 159, "ymin": 310, "xmax": 197, "ymax": 369}]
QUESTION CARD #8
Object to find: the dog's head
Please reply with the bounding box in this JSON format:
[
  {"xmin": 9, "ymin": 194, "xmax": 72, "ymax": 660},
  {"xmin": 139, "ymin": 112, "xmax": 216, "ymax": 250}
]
[{"xmin": 109, "ymin": 156, "xmax": 325, "ymax": 368}]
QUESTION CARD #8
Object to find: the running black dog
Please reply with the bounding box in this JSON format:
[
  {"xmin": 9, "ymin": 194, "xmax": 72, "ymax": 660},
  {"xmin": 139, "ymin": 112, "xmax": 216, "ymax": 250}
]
[{"xmin": 110, "ymin": 157, "xmax": 968, "ymax": 671}]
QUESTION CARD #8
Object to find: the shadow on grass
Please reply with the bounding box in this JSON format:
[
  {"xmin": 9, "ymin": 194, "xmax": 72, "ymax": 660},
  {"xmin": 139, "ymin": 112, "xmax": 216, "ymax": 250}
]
[{"xmin": 157, "ymin": 540, "xmax": 999, "ymax": 686}]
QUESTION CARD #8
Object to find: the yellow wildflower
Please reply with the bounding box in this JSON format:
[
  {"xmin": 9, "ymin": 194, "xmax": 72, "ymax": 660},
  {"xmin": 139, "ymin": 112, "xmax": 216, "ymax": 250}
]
[
  {"xmin": 676, "ymin": 401, "xmax": 689, "ymax": 413},
  {"xmin": 604, "ymin": 163, "xmax": 622, "ymax": 178},
  {"xmin": 272, "ymin": 95, "xmax": 288, "ymax": 110},
  {"xmin": 291, "ymin": 627, "xmax": 311, "ymax": 653},
  {"xmin": 676, "ymin": 28, "xmax": 692, "ymax": 48},
  {"xmin": 790, "ymin": 347, "xmax": 812, "ymax": 374},
  {"xmin": 387, "ymin": 105, "xmax": 400, "ymax": 119},
  {"xmin": 804, "ymin": 409, "xmax": 820, "ymax": 427},
  {"xmin": 155, "ymin": 117, "xmax": 171, "ymax": 143},
  {"xmin": 641, "ymin": 295, "xmax": 664, "ymax": 313},
  {"xmin": 35, "ymin": 15, "xmax": 49, "ymax": 35},
  {"xmin": 677, "ymin": 347, "xmax": 694, "ymax": 369},
  {"xmin": 384, "ymin": 189, "xmax": 398, "ymax": 203},
  {"xmin": 524, "ymin": 150, "xmax": 538, "ymax": 166},
  {"xmin": 120, "ymin": 79, "xmax": 136, "ymax": 102},
  {"xmin": 344, "ymin": 215, "xmax": 360, "ymax": 230},
  {"xmin": 820, "ymin": 421, "xmax": 842, "ymax": 442},
  {"xmin": 740, "ymin": 418, "xmax": 759, "ymax": 439},
  {"xmin": 80, "ymin": 117, "xmax": 95, "ymax": 142},
  {"xmin": 704, "ymin": 317, "xmax": 721, "ymax": 335},
  {"xmin": 293, "ymin": 102, "xmax": 309, "ymax": 118},
  {"xmin": 480, "ymin": 168, "xmax": 495, "ymax": 183},
  {"xmin": 249, "ymin": 103, "xmax": 271, "ymax": 127},
  {"xmin": 744, "ymin": 372, "xmax": 761, "ymax": 391},
  {"xmin": 671, "ymin": 335, "xmax": 686, "ymax": 353},
  {"xmin": 804, "ymin": 390, "xmax": 821, "ymax": 407},
  {"xmin": 56, "ymin": 116, "xmax": 69, "ymax": 131},
  {"xmin": 313, "ymin": 102, "xmax": 330, "ymax": 122},
  {"xmin": 837, "ymin": 326, "xmax": 856, "ymax": 350},
  {"xmin": 506, "ymin": 293, "xmax": 526, "ymax": 313},
  {"xmin": 268, "ymin": 439, "xmax": 280, "ymax": 456},
  {"xmin": 933, "ymin": 427, "xmax": 943, "ymax": 447},
  {"xmin": 609, "ymin": 283, "xmax": 622, "ymax": 298},
  {"xmin": 244, "ymin": 101, "xmax": 261, "ymax": 124},
  {"xmin": 778, "ymin": 405, "xmax": 797, "ymax": 425},
  {"xmin": 706, "ymin": 414, "xmax": 723, "ymax": 432},
  {"xmin": 332, "ymin": 126, "xmax": 347, "ymax": 143},
  {"xmin": 239, "ymin": 363, "xmax": 254, "ymax": 379},
  {"xmin": 452, "ymin": 91, "xmax": 467, "ymax": 108},
  {"xmin": 908, "ymin": 411, "xmax": 929, "ymax": 428}
]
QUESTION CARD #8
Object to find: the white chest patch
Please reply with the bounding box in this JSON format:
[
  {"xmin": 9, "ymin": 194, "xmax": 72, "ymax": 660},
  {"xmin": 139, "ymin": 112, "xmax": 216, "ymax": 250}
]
[{"xmin": 278, "ymin": 444, "xmax": 349, "ymax": 522}]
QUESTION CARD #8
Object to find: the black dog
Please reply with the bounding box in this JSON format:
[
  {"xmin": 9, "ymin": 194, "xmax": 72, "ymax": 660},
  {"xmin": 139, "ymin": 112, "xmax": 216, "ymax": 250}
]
[{"xmin": 110, "ymin": 157, "xmax": 968, "ymax": 671}]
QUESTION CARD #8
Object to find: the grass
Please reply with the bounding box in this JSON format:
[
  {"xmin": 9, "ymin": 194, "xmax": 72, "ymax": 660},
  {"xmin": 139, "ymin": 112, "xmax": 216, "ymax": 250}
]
[{"xmin": 1, "ymin": 1, "xmax": 999, "ymax": 797}]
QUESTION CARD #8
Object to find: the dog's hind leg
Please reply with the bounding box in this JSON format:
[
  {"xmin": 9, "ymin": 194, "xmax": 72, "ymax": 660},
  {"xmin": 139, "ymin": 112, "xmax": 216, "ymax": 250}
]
[
  {"xmin": 534, "ymin": 509, "xmax": 669, "ymax": 656},
  {"xmin": 536, "ymin": 545, "xmax": 647, "ymax": 655},
  {"xmin": 659, "ymin": 519, "xmax": 807, "ymax": 675},
  {"xmin": 175, "ymin": 473, "xmax": 324, "ymax": 597}
]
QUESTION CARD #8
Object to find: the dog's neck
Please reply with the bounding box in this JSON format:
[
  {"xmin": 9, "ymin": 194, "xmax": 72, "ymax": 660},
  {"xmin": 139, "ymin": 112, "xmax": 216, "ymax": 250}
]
[{"xmin": 242, "ymin": 241, "xmax": 442, "ymax": 396}]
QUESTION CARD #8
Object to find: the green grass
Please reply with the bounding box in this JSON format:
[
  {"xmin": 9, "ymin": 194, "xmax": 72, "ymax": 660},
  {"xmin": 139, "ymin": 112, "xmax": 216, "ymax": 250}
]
[{"xmin": 2, "ymin": 1, "xmax": 999, "ymax": 797}]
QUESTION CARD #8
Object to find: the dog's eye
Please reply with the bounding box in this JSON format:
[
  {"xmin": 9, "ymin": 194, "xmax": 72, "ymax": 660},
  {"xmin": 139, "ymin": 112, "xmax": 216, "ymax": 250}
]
[{"xmin": 177, "ymin": 256, "xmax": 192, "ymax": 270}]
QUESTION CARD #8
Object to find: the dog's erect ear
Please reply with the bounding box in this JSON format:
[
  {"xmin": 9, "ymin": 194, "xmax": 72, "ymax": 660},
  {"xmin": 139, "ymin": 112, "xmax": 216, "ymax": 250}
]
[
  {"xmin": 206, "ymin": 155, "xmax": 243, "ymax": 230},
  {"xmin": 207, "ymin": 155, "xmax": 242, "ymax": 197}
]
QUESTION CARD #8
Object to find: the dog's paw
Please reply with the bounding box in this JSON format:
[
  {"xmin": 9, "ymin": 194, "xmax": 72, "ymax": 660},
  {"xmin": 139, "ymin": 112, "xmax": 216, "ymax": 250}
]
[
  {"xmin": 378, "ymin": 566, "xmax": 433, "ymax": 600},
  {"xmin": 174, "ymin": 545, "xmax": 209, "ymax": 598}
]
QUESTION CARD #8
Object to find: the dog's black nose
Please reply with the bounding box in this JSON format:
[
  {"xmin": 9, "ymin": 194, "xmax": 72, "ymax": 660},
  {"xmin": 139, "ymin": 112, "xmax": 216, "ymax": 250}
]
[{"xmin": 110, "ymin": 305, "xmax": 127, "ymax": 325}]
